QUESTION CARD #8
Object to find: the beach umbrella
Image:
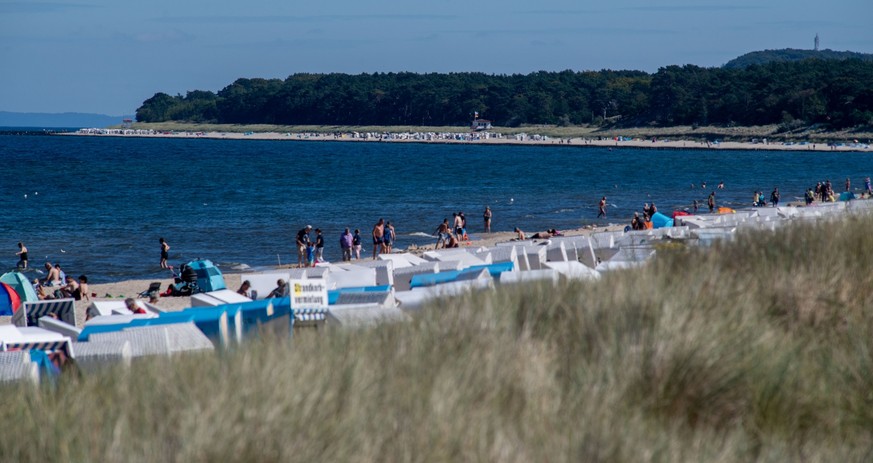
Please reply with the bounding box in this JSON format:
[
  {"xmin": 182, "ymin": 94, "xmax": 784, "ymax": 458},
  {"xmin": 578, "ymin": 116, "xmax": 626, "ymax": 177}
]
[
  {"xmin": 0, "ymin": 271, "xmax": 39, "ymax": 303},
  {"xmin": 0, "ymin": 282, "xmax": 22, "ymax": 315}
]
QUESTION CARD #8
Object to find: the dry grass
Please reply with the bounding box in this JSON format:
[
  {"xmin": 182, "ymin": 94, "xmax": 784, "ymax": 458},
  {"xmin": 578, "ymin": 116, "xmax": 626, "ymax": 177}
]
[{"xmin": 5, "ymin": 217, "xmax": 873, "ymax": 461}]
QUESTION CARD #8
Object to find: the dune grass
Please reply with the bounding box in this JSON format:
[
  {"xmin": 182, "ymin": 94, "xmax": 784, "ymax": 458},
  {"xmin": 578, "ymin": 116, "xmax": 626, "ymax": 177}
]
[{"xmin": 5, "ymin": 216, "xmax": 873, "ymax": 461}]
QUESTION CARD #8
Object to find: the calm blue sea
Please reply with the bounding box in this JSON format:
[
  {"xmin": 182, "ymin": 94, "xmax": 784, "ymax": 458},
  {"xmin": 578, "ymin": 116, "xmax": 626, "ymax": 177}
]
[{"xmin": 3, "ymin": 130, "xmax": 873, "ymax": 283}]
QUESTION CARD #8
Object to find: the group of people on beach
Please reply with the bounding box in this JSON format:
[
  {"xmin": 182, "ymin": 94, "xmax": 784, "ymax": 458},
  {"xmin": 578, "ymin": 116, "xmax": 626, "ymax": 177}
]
[{"xmin": 33, "ymin": 262, "xmax": 91, "ymax": 302}]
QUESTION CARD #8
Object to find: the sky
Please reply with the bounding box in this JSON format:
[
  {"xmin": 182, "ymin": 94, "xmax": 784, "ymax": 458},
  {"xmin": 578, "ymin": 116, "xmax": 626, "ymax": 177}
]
[{"xmin": 1, "ymin": 0, "xmax": 871, "ymax": 115}]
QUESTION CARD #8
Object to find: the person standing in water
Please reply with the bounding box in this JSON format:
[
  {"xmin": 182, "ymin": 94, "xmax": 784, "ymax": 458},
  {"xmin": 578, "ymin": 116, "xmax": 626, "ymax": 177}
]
[
  {"xmin": 483, "ymin": 206, "xmax": 492, "ymax": 233},
  {"xmin": 16, "ymin": 242, "xmax": 28, "ymax": 269},
  {"xmin": 598, "ymin": 197, "xmax": 607, "ymax": 219},
  {"xmin": 159, "ymin": 238, "xmax": 170, "ymax": 269}
]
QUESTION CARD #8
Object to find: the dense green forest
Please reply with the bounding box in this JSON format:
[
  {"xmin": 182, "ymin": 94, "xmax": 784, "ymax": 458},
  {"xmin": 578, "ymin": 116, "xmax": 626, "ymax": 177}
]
[
  {"xmin": 136, "ymin": 59, "xmax": 873, "ymax": 129},
  {"xmin": 724, "ymin": 48, "xmax": 873, "ymax": 69}
]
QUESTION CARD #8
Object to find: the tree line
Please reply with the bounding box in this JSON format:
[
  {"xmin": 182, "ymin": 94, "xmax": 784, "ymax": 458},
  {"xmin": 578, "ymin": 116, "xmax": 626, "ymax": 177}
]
[{"xmin": 136, "ymin": 59, "xmax": 873, "ymax": 129}]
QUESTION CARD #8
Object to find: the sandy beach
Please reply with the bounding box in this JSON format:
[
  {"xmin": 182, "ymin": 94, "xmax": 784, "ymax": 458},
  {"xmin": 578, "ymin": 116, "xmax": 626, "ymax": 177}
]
[
  {"xmin": 0, "ymin": 223, "xmax": 623, "ymax": 328},
  {"xmin": 68, "ymin": 128, "xmax": 873, "ymax": 152}
]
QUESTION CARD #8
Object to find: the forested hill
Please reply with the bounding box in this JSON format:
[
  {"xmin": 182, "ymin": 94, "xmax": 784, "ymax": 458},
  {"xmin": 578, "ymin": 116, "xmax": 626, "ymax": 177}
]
[
  {"xmin": 724, "ymin": 49, "xmax": 873, "ymax": 69},
  {"xmin": 136, "ymin": 59, "xmax": 873, "ymax": 129}
]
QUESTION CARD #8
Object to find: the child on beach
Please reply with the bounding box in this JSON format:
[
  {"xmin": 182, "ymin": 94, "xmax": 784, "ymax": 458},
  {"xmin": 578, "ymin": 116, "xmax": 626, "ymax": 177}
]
[{"xmin": 307, "ymin": 241, "xmax": 316, "ymax": 267}]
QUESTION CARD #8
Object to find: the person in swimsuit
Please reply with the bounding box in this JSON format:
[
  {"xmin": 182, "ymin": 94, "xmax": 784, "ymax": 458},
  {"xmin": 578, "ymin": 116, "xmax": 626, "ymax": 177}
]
[
  {"xmin": 159, "ymin": 237, "xmax": 170, "ymax": 269},
  {"xmin": 598, "ymin": 197, "xmax": 607, "ymax": 219},
  {"xmin": 77, "ymin": 275, "xmax": 91, "ymax": 302},
  {"xmin": 372, "ymin": 218, "xmax": 384, "ymax": 259},
  {"xmin": 16, "ymin": 242, "xmax": 28, "ymax": 269},
  {"xmin": 435, "ymin": 219, "xmax": 450, "ymax": 249},
  {"xmin": 383, "ymin": 221, "xmax": 395, "ymax": 254},
  {"xmin": 708, "ymin": 191, "xmax": 716, "ymax": 213},
  {"xmin": 483, "ymin": 206, "xmax": 492, "ymax": 233},
  {"xmin": 43, "ymin": 262, "xmax": 61, "ymax": 286},
  {"xmin": 314, "ymin": 229, "xmax": 325, "ymax": 263}
]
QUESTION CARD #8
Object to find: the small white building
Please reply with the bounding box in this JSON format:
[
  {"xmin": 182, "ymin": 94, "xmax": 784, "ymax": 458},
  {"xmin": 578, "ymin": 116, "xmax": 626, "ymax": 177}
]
[{"xmin": 471, "ymin": 119, "xmax": 492, "ymax": 131}]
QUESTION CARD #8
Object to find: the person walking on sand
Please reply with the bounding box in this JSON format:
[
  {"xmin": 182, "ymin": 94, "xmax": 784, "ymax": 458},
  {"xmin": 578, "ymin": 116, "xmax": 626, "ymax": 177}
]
[
  {"xmin": 372, "ymin": 218, "xmax": 385, "ymax": 259},
  {"xmin": 708, "ymin": 191, "xmax": 716, "ymax": 213},
  {"xmin": 159, "ymin": 238, "xmax": 170, "ymax": 269},
  {"xmin": 15, "ymin": 242, "xmax": 28, "ymax": 269},
  {"xmin": 295, "ymin": 225, "xmax": 312, "ymax": 268},
  {"xmin": 483, "ymin": 206, "xmax": 492, "ymax": 233},
  {"xmin": 770, "ymin": 187, "xmax": 780, "ymax": 207},
  {"xmin": 598, "ymin": 197, "xmax": 607, "ymax": 219}
]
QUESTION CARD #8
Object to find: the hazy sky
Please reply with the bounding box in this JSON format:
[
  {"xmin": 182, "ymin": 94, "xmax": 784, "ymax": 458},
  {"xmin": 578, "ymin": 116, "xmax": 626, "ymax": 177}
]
[{"xmin": 1, "ymin": 0, "xmax": 870, "ymax": 115}]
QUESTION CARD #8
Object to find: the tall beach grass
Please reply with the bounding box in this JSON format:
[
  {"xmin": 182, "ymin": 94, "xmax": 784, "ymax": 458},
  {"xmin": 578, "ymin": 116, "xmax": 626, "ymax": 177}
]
[{"xmin": 4, "ymin": 216, "xmax": 873, "ymax": 461}]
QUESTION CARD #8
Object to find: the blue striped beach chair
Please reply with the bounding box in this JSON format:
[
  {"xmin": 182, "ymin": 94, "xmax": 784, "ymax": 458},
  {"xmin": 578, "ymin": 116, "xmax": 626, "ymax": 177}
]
[
  {"xmin": 3, "ymin": 337, "xmax": 74, "ymax": 358},
  {"xmin": 12, "ymin": 298, "xmax": 76, "ymax": 327}
]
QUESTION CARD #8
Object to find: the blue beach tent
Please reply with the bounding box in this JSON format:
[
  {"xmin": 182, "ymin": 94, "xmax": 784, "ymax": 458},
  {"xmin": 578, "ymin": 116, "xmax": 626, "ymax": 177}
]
[
  {"xmin": 650, "ymin": 212, "xmax": 674, "ymax": 229},
  {"xmin": 186, "ymin": 260, "xmax": 226, "ymax": 292},
  {"xmin": 839, "ymin": 191, "xmax": 856, "ymax": 202},
  {"xmin": 0, "ymin": 271, "xmax": 38, "ymax": 303}
]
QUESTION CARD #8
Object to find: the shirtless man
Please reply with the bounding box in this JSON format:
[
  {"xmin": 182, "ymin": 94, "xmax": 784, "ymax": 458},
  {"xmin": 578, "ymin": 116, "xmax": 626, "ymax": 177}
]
[
  {"xmin": 598, "ymin": 197, "xmax": 607, "ymax": 219},
  {"xmin": 43, "ymin": 262, "xmax": 61, "ymax": 286},
  {"xmin": 372, "ymin": 218, "xmax": 385, "ymax": 259},
  {"xmin": 435, "ymin": 219, "xmax": 450, "ymax": 249},
  {"xmin": 452, "ymin": 213, "xmax": 463, "ymax": 240}
]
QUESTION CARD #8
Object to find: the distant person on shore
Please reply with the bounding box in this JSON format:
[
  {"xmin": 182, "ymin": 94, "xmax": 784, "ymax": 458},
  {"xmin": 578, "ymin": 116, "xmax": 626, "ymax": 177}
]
[
  {"xmin": 77, "ymin": 275, "xmax": 91, "ymax": 302},
  {"xmin": 452, "ymin": 213, "xmax": 463, "ymax": 241},
  {"xmin": 805, "ymin": 188, "xmax": 815, "ymax": 205},
  {"xmin": 352, "ymin": 229, "xmax": 362, "ymax": 260},
  {"xmin": 383, "ymin": 221, "xmax": 395, "ymax": 254},
  {"xmin": 483, "ymin": 206, "xmax": 492, "ymax": 233},
  {"xmin": 237, "ymin": 280, "xmax": 252, "ymax": 298},
  {"xmin": 693, "ymin": 200, "xmax": 699, "ymax": 213},
  {"xmin": 159, "ymin": 237, "xmax": 170, "ymax": 269},
  {"xmin": 56, "ymin": 264, "xmax": 66, "ymax": 283},
  {"xmin": 643, "ymin": 215, "xmax": 653, "ymax": 230},
  {"xmin": 435, "ymin": 219, "xmax": 450, "ymax": 249},
  {"xmin": 459, "ymin": 213, "xmax": 468, "ymax": 240},
  {"xmin": 770, "ymin": 187, "xmax": 780, "ymax": 207},
  {"xmin": 372, "ymin": 218, "xmax": 385, "ymax": 259},
  {"xmin": 631, "ymin": 212, "xmax": 642, "ymax": 230},
  {"xmin": 60, "ymin": 276, "xmax": 79, "ymax": 299},
  {"xmin": 846, "ymin": 177, "xmax": 851, "ymax": 192},
  {"xmin": 267, "ymin": 279, "xmax": 287, "ymax": 298},
  {"xmin": 340, "ymin": 228, "xmax": 353, "ymax": 262},
  {"xmin": 296, "ymin": 225, "xmax": 312, "ymax": 268},
  {"xmin": 514, "ymin": 227, "xmax": 526, "ymax": 240},
  {"xmin": 125, "ymin": 298, "xmax": 147, "ymax": 315},
  {"xmin": 42, "ymin": 262, "xmax": 61, "ymax": 286},
  {"xmin": 16, "ymin": 242, "xmax": 28, "ymax": 269},
  {"xmin": 314, "ymin": 228, "xmax": 325, "ymax": 263},
  {"xmin": 865, "ymin": 177, "xmax": 872, "ymax": 196},
  {"xmin": 708, "ymin": 192, "xmax": 716, "ymax": 213},
  {"xmin": 598, "ymin": 197, "xmax": 607, "ymax": 219}
]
